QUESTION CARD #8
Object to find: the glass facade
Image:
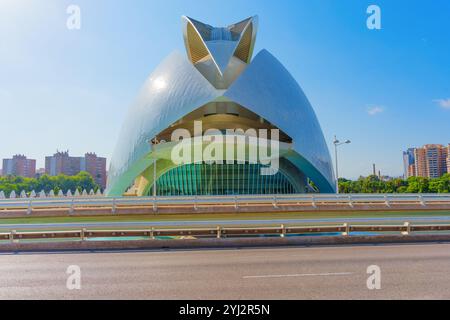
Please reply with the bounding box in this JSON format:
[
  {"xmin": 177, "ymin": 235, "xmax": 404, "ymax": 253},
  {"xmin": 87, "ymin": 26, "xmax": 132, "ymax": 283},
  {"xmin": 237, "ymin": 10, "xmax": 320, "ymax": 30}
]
[{"xmin": 148, "ymin": 162, "xmax": 297, "ymax": 196}]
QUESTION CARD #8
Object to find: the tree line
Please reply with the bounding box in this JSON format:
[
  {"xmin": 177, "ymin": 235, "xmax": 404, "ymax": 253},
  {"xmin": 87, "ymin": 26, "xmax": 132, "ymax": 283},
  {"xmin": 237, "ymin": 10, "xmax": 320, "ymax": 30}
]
[
  {"xmin": 1, "ymin": 172, "xmax": 450, "ymax": 195},
  {"xmin": 339, "ymin": 174, "xmax": 450, "ymax": 194},
  {"xmin": 0, "ymin": 172, "xmax": 100, "ymax": 196}
]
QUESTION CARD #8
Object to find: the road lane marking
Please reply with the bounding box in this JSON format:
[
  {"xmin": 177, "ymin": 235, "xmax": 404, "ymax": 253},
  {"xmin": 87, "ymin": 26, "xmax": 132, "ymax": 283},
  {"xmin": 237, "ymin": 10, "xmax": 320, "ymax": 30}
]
[{"xmin": 242, "ymin": 272, "xmax": 354, "ymax": 279}]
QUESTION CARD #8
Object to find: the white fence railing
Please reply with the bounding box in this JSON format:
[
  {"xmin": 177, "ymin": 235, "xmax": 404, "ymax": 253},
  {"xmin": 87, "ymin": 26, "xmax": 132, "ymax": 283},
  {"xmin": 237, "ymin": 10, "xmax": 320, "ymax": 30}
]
[
  {"xmin": 0, "ymin": 189, "xmax": 103, "ymax": 199},
  {"xmin": 1, "ymin": 194, "xmax": 450, "ymax": 213},
  {"xmin": 3, "ymin": 222, "xmax": 450, "ymax": 243}
]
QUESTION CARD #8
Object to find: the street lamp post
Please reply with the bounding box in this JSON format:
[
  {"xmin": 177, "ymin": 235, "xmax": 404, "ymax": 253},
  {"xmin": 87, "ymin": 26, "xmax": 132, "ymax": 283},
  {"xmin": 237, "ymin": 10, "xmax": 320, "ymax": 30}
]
[
  {"xmin": 153, "ymin": 158, "xmax": 157, "ymax": 197},
  {"xmin": 151, "ymin": 136, "xmax": 158, "ymax": 198},
  {"xmin": 333, "ymin": 135, "xmax": 351, "ymax": 194}
]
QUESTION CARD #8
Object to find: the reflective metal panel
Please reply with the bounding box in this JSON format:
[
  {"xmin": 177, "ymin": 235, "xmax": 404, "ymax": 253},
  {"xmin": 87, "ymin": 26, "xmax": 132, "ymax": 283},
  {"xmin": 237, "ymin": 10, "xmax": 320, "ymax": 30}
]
[
  {"xmin": 224, "ymin": 49, "xmax": 335, "ymax": 192},
  {"xmin": 106, "ymin": 51, "xmax": 221, "ymax": 196}
]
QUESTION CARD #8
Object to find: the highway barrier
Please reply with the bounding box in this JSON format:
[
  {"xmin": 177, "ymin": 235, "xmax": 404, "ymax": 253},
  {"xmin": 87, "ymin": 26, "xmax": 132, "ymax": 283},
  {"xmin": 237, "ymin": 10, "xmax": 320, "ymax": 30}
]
[
  {"xmin": 3, "ymin": 222, "xmax": 450, "ymax": 243},
  {"xmin": 1, "ymin": 194, "xmax": 450, "ymax": 216}
]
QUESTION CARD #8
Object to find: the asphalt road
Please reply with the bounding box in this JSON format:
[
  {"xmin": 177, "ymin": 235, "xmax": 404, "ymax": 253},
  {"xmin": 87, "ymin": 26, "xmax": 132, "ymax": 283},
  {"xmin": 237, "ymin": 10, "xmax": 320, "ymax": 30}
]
[{"xmin": 1, "ymin": 243, "xmax": 450, "ymax": 299}]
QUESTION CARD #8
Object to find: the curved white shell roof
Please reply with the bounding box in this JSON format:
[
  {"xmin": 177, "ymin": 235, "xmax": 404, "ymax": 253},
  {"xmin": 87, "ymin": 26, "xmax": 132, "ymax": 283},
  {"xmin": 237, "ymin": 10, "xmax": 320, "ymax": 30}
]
[{"xmin": 106, "ymin": 48, "xmax": 335, "ymax": 195}]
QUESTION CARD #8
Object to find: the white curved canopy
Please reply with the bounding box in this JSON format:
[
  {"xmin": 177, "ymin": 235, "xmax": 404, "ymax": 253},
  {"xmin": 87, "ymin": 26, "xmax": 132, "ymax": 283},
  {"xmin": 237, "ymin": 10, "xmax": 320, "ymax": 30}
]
[{"xmin": 106, "ymin": 17, "xmax": 335, "ymax": 196}]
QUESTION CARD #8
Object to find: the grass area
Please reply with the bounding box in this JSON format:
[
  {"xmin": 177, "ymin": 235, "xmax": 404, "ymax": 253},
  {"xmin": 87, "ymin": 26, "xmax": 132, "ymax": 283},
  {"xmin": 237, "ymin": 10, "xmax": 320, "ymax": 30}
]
[{"xmin": 0, "ymin": 210, "xmax": 450, "ymax": 225}]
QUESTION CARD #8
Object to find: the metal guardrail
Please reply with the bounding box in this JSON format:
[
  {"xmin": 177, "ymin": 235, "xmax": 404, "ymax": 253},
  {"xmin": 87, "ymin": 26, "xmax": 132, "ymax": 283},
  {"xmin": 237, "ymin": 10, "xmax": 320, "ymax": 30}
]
[
  {"xmin": 1, "ymin": 194, "xmax": 450, "ymax": 214},
  {"xmin": 3, "ymin": 223, "xmax": 450, "ymax": 243}
]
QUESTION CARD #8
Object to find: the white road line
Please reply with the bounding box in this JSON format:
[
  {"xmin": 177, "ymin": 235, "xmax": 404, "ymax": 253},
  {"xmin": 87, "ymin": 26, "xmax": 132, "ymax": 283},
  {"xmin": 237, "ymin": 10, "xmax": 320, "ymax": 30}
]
[{"xmin": 243, "ymin": 272, "xmax": 354, "ymax": 279}]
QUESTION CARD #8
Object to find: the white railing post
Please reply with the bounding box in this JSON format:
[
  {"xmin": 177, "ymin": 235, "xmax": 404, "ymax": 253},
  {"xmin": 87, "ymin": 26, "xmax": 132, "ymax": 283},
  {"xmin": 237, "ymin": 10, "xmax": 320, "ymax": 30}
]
[
  {"xmin": 342, "ymin": 223, "xmax": 349, "ymax": 236},
  {"xmin": 111, "ymin": 198, "xmax": 116, "ymax": 214},
  {"xmin": 150, "ymin": 227, "xmax": 155, "ymax": 240},
  {"xmin": 194, "ymin": 195, "xmax": 198, "ymax": 211},
  {"xmin": 273, "ymin": 195, "xmax": 278, "ymax": 208},
  {"xmin": 402, "ymin": 222, "xmax": 411, "ymax": 235},
  {"xmin": 281, "ymin": 224, "xmax": 286, "ymax": 238},
  {"xmin": 153, "ymin": 196, "xmax": 157, "ymax": 212},
  {"xmin": 69, "ymin": 198, "xmax": 74, "ymax": 214},
  {"xmin": 216, "ymin": 226, "xmax": 221, "ymax": 239},
  {"xmin": 348, "ymin": 195, "xmax": 353, "ymax": 208},
  {"xmin": 311, "ymin": 195, "xmax": 317, "ymax": 208},
  {"xmin": 419, "ymin": 195, "xmax": 426, "ymax": 207},
  {"xmin": 234, "ymin": 195, "xmax": 238, "ymax": 210},
  {"xmin": 27, "ymin": 199, "xmax": 32, "ymax": 215},
  {"xmin": 384, "ymin": 194, "xmax": 391, "ymax": 207},
  {"xmin": 10, "ymin": 230, "xmax": 16, "ymax": 243}
]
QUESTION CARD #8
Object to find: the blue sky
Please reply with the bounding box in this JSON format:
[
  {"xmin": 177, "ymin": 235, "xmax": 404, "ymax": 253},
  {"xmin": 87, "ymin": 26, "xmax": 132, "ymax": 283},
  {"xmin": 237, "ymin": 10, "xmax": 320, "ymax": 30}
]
[{"xmin": 0, "ymin": 0, "xmax": 449, "ymax": 179}]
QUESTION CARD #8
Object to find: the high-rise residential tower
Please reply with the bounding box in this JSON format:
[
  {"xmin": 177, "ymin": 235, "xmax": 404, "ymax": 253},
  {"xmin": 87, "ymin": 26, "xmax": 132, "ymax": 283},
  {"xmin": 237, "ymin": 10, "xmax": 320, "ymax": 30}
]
[
  {"xmin": 406, "ymin": 144, "xmax": 449, "ymax": 179},
  {"xmin": 402, "ymin": 148, "xmax": 415, "ymax": 178},
  {"xmin": 1, "ymin": 155, "xmax": 36, "ymax": 178},
  {"xmin": 447, "ymin": 144, "xmax": 450, "ymax": 175},
  {"xmin": 45, "ymin": 151, "xmax": 107, "ymax": 188},
  {"xmin": 84, "ymin": 152, "xmax": 107, "ymax": 190}
]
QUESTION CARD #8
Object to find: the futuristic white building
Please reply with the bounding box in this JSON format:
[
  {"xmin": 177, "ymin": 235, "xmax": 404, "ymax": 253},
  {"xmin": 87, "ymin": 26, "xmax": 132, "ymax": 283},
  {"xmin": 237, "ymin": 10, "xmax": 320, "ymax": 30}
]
[{"xmin": 106, "ymin": 16, "xmax": 336, "ymax": 196}]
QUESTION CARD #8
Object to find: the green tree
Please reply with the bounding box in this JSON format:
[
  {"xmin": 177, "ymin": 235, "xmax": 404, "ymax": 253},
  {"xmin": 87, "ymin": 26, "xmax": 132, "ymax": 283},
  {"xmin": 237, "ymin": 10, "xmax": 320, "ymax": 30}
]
[
  {"xmin": 0, "ymin": 172, "xmax": 100, "ymax": 196},
  {"xmin": 429, "ymin": 174, "xmax": 450, "ymax": 193},
  {"xmin": 406, "ymin": 176, "xmax": 429, "ymax": 193}
]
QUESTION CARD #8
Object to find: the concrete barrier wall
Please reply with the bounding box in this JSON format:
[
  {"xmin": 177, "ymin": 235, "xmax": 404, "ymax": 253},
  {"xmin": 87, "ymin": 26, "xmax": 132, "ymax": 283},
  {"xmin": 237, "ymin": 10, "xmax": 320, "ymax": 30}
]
[
  {"xmin": 2, "ymin": 194, "xmax": 450, "ymax": 219},
  {"xmin": 1, "ymin": 202, "xmax": 450, "ymax": 219},
  {"xmin": 2, "ymin": 234, "xmax": 450, "ymax": 252}
]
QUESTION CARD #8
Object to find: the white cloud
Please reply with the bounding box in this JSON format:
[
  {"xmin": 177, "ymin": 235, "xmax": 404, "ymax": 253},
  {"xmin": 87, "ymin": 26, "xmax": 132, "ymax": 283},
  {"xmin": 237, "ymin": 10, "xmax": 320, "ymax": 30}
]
[
  {"xmin": 434, "ymin": 98, "xmax": 450, "ymax": 109},
  {"xmin": 367, "ymin": 106, "xmax": 384, "ymax": 116}
]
